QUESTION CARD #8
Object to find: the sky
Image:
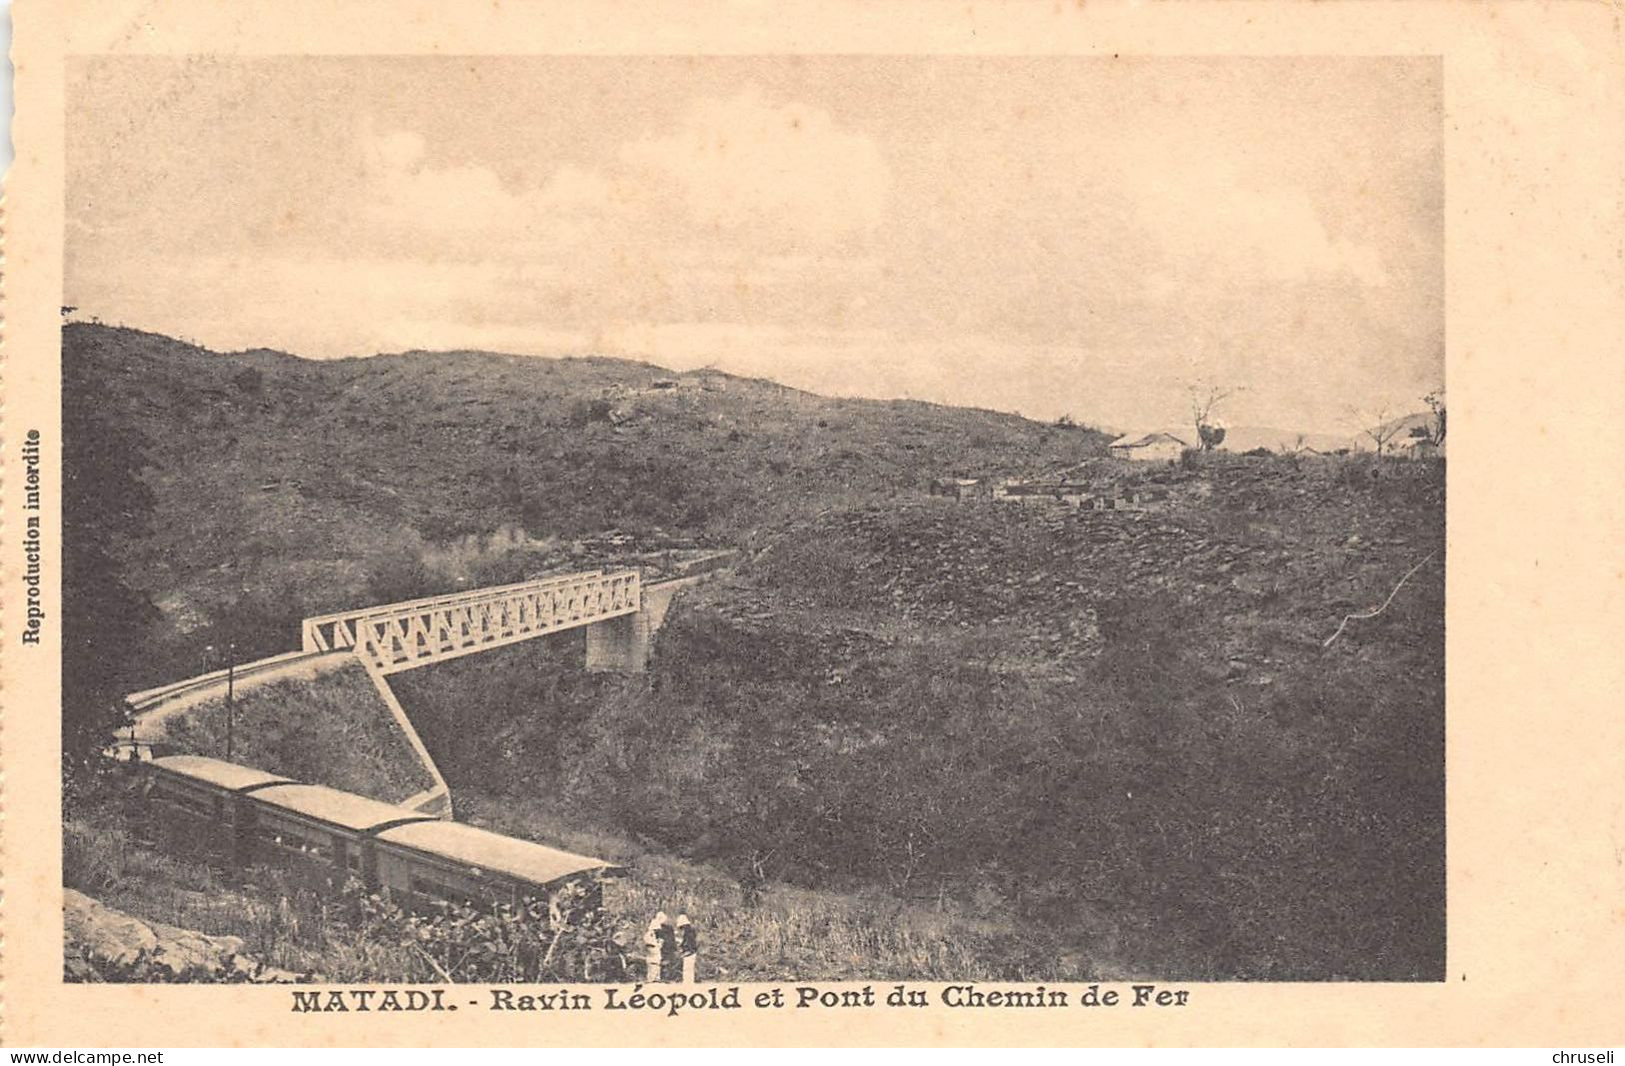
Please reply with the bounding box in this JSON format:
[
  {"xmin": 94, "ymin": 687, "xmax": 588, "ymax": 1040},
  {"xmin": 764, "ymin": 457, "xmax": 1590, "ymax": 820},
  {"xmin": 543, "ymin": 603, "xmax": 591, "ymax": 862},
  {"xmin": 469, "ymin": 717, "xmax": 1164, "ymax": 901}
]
[{"xmin": 66, "ymin": 56, "xmax": 1442, "ymax": 435}]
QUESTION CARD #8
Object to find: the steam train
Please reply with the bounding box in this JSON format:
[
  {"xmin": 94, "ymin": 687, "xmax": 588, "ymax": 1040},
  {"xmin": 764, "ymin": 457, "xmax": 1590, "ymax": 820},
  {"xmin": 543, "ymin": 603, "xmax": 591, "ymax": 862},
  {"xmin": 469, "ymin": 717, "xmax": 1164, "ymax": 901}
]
[{"xmin": 140, "ymin": 754, "xmax": 623, "ymax": 912}]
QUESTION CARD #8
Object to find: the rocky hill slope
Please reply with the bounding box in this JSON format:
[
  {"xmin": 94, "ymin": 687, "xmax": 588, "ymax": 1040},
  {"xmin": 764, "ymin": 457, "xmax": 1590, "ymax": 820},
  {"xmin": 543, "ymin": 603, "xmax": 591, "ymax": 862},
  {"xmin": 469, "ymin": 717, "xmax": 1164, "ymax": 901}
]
[
  {"xmin": 384, "ymin": 453, "xmax": 1444, "ymax": 980},
  {"xmin": 734, "ymin": 454, "xmax": 1442, "ymax": 670},
  {"xmin": 65, "ymin": 322, "xmax": 1444, "ymax": 981},
  {"xmin": 65, "ymin": 889, "xmax": 301, "ymax": 983},
  {"xmin": 65, "ymin": 322, "xmax": 1108, "ymax": 689}
]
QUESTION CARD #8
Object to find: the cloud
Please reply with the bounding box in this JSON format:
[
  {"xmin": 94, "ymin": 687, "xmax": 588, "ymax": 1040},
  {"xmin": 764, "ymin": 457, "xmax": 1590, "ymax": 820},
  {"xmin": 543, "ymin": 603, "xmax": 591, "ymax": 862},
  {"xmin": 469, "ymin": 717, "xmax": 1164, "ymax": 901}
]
[
  {"xmin": 1127, "ymin": 159, "xmax": 1390, "ymax": 288},
  {"xmin": 359, "ymin": 125, "xmax": 611, "ymax": 246},
  {"xmin": 619, "ymin": 87, "xmax": 891, "ymax": 246},
  {"xmin": 351, "ymin": 91, "xmax": 892, "ymax": 334},
  {"xmin": 359, "ymin": 87, "xmax": 890, "ymax": 258}
]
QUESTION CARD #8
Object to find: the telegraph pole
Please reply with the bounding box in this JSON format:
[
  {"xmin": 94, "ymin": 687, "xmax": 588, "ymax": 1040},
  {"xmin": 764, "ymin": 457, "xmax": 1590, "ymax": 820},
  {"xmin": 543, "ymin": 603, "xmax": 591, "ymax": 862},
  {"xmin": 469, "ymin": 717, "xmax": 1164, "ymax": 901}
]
[
  {"xmin": 203, "ymin": 643, "xmax": 216, "ymax": 754},
  {"xmin": 225, "ymin": 639, "xmax": 237, "ymax": 762}
]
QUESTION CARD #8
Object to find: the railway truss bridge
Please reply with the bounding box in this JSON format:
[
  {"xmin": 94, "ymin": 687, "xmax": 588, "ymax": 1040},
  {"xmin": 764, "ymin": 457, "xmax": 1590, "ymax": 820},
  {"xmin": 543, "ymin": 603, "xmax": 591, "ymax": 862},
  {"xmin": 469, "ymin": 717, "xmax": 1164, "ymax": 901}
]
[
  {"xmin": 124, "ymin": 567, "xmax": 713, "ymax": 816},
  {"xmin": 301, "ymin": 569, "xmax": 652, "ymax": 675}
]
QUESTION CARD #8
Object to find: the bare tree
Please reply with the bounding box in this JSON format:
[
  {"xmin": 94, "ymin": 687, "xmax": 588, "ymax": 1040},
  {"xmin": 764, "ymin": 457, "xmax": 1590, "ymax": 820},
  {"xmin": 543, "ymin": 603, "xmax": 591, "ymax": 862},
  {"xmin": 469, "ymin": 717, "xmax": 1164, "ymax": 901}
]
[
  {"xmin": 1358, "ymin": 405, "xmax": 1404, "ymax": 456},
  {"xmin": 1188, "ymin": 383, "xmax": 1235, "ymax": 451},
  {"xmin": 1422, "ymin": 388, "xmax": 1446, "ymax": 445}
]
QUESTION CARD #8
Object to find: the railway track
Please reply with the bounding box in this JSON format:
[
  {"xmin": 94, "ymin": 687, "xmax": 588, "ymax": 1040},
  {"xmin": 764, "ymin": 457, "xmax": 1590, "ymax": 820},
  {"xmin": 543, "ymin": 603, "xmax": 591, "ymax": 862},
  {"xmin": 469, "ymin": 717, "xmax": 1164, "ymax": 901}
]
[{"xmin": 124, "ymin": 647, "xmax": 355, "ymax": 725}]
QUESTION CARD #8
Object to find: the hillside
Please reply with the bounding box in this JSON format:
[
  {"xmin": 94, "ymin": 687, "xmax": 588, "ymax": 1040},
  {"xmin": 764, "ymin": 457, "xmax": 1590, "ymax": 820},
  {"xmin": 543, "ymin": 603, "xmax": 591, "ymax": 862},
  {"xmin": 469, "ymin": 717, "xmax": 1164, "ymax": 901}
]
[
  {"xmin": 64, "ymin": 323, "xmax": 1109, "ymax": 689},
  {"xmin": 384, "ymin": 453, "xmax": 1444, "ymax": 980},
  {"xmin": 150, "ymin": 665, "xmax": 436, "ymax": 804},
  {"xmin": 1218, "ymin": 425, "xmax": 1356, "ymax": 454},
  {"xmin": 64, "ymin": 322, "xmax": 1443, "ymax": 982}
]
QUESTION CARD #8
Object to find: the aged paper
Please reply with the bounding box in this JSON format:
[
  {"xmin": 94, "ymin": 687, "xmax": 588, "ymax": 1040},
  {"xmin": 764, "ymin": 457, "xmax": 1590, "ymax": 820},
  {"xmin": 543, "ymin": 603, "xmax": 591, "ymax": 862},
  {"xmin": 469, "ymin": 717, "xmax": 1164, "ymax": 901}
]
[{"xmin": 3, "ymin": 0, "xmax": 1623, "ymax": 1047}]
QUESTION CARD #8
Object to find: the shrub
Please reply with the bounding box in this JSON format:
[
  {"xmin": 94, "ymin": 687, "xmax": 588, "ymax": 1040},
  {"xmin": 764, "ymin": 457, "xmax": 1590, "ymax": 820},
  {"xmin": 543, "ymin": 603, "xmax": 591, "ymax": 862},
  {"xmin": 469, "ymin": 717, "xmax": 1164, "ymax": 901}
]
[{"xmin": 344, "ymin": 879, "xmax": 632, "ymax": 983}]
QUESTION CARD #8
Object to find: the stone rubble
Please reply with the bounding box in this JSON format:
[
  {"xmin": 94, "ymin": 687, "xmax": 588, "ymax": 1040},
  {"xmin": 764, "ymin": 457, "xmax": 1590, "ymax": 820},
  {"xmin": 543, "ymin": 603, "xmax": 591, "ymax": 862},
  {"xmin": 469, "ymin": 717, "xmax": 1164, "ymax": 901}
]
[{"xmin": 63, "ymin": 889, "xmax": 307, "ymax": 983}]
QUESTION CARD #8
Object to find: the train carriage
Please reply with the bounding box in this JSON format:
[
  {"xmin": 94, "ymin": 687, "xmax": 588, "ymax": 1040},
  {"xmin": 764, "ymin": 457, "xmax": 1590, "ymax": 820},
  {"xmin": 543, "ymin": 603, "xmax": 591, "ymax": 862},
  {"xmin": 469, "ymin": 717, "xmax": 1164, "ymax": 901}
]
[
  {"xmin": 136, "ymin": 755, "xmax": 625, "ymax": 917},
  {"xmin": 241, "ymin": 783, "xmax": 435, "ymax": 889},
  {"xmin": 372, "ymin": 819, "xmax": 625, "ymax": 914},
  {"xmin": 142, "ymin": 755, "xmax": 293, "ymax": 863}
]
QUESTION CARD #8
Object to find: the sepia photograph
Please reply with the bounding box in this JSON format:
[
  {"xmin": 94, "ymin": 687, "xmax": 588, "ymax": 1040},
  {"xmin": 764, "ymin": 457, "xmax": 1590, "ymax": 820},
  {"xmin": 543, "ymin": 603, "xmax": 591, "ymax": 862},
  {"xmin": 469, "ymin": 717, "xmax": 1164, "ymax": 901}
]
[{"xmin": 54, "ymin": 53, "xmax": 1449, "ymax": 988}]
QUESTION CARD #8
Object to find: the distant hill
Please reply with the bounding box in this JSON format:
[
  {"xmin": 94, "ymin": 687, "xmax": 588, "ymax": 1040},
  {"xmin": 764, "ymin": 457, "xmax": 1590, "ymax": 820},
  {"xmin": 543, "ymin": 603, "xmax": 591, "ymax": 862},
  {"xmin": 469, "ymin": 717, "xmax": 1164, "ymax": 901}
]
[
  {"xmin": 63, "ymin": 323, "xmax": 1111, "ymax": 683},
  {"xmin": 1105, "ymin": 425, "xmax": 1357, "ymax": 455},
  {"xmin": 1356, "ymin": 411, "xmax": 1441, "ymax": 453},
  {"xmin": 1218, "ymin": 425, "xmax": 1355, "ymax": 454},
  {"xmin": 1166, "ymin": 419, "xmax": 1439, "ymax": 456}
]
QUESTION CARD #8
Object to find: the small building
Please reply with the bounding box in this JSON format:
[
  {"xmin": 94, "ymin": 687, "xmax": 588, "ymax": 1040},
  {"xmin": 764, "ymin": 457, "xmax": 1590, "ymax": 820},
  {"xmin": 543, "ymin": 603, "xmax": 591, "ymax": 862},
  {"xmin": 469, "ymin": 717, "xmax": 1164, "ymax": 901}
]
[
  {"xmin": 930, "ymin": 477, "xmax": 988, "ymax": 500},
  {"xmin": 991, "ymin": 478, "xmax": 1041, "ymax": 503},
  {"xmin": 987, "ymin": 478, "xmax": 1096, "ymax": 507},
  {"xmin": 1058, "ymin": 486, "xmax": 1094, "ymax": 508},
  {"xmin": 1107, "ymin": 431, "xmax": 1190, "ymax": 464},
  {"xmin": 1392, "ymin": 434, "xmax": 1444, "ymax": 460}
]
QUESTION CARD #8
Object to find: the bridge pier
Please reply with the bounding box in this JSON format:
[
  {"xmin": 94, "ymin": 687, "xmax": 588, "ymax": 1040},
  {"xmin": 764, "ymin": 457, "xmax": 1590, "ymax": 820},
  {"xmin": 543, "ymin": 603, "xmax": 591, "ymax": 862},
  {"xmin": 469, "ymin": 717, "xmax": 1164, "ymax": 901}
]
[{"xmin": 584, "ymin": 611, "xmax": 650, "ymax": 673}]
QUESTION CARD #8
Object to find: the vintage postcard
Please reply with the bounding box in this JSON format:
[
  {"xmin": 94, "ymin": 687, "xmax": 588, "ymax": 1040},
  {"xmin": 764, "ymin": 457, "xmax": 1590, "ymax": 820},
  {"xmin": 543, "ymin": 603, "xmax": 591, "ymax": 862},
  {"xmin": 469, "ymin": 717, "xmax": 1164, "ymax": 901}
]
[{"xmin": 2, "ymin": 0, "xmax": 1622, "ymax": 1049}]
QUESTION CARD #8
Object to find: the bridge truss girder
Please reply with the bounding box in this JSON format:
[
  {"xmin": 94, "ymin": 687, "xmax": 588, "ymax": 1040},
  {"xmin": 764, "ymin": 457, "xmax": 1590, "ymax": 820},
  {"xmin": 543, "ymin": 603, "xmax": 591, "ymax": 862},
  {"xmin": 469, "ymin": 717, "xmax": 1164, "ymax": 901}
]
[{"xmin": 301, "ymin": 570, "xmax": 642, "ymax": 676}]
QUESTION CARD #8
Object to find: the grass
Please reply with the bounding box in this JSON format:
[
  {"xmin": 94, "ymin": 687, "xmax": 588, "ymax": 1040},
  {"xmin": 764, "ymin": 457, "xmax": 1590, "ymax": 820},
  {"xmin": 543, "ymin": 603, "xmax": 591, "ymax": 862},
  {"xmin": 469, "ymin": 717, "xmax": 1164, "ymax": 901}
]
[
  {"xmin": 63, "ymin": 776, "xmax": 1103, "ymax": 983},
  {"xmin": 452, "ymin": 788, "xmax": 1106, "ymax": 982},
  {"xmin": 64, "ymin": 797, "xmax": 396, "ymax": 979}
]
